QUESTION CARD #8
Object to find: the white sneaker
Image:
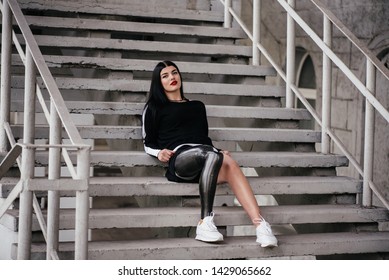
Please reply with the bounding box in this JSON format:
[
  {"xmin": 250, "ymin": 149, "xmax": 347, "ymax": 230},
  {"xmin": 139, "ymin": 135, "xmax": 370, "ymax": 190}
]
[
  {"xmin": 256, "ymin": 219, "xmax": 278, "ymax": 247},
  {"xmin": 195, "ymin": 213, "xmax": 224, "ymax": 242}
]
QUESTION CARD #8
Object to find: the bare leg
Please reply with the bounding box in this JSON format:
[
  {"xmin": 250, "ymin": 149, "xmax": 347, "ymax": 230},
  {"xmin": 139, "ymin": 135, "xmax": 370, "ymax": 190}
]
[{"xmin": 217, "ymin": 152, "xmax": 263, "ymax": 226}]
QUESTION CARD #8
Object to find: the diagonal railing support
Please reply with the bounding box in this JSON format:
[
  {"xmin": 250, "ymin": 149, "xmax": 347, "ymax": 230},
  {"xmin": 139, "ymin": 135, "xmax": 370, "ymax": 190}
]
[
  {"xmin": 0, "ymin": 143, "xmax": 22, "ymax": 178},
  {"xmin": 0, "ymin": 180, "xmax": 23, "ymax": 218}
]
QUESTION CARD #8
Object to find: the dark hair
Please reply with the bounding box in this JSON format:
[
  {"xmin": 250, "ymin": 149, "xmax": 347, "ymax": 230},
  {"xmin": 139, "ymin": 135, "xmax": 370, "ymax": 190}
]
[{"xmin": 144, "ymin": 61, "xmax": 186, "ymax": 119}]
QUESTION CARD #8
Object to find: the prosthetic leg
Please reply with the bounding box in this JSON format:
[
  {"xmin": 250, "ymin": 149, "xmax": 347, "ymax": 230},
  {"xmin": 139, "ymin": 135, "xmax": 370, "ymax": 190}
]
[
  {"xmin": 174, "ymin": 145, "xmax": 224, "ymax": 218},
  {"xmin": 174, "ymin": 145, "xmax": 224, "ymax": 242}
]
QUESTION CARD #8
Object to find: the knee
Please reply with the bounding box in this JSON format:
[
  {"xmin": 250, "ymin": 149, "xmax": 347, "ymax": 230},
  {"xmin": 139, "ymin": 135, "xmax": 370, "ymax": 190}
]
[
  {"xmin": 222, "ymin": 153, "xmax": 239, "ymax": 170},
  {"xmin": 218, "ymin": 154, "xmax": 240, "ymax": 181}
]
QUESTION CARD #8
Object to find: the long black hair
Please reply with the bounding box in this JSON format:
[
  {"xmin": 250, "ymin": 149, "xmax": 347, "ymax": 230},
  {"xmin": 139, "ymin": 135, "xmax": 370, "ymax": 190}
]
[{"xmin": 144, "ymin": 61, "xmax": 186, "ymax": 121}]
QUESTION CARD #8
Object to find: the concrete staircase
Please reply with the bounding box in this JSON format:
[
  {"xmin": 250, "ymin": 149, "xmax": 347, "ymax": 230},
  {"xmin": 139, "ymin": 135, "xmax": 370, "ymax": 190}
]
[{"xmin": 1, "ymin": 0, "xmax": 389, "ymax": 259}]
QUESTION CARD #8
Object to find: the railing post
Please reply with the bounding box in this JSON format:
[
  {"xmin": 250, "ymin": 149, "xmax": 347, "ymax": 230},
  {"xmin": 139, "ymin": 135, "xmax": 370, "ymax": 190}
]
[
  {"xmin": 252, "ymin": 0, "xmax": 261, "ymax": 65},
  {"xmin": 321, "ymin": 15, "xmax": 332, "ymax": 154},
  {"xmin": 286, "ymin": 0, "xmax": 296, "ymax": 108},
  {"xmin": 362, "ymin": 60, "xmax": 375, "ymax": 207},
  {"xmin": 224, "ymin": 0, "xmax": 232, "ymax": 28},
  {"xmin": 46, "ymin": 101, "xmax": 62, "ymax": 259},
  {"xmin": 17, "ymin": 47, "xmax": 37, "ymax": 259},
  {"xmin": 74, "ymin": 147, "xmax": 90, "ymax": 260},
  {"xmin": 0, "ymin": 0, "xmax": 13, "ymax": 152},
  {"xmin": 18, "ymin": 147, "xmax": 34, "ymax": 260}
]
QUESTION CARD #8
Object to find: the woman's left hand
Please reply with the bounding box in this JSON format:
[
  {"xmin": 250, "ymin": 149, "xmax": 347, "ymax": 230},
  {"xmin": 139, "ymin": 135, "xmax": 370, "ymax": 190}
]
[
  {"xmin": 158, "ymin": 149, "xmax": 175, "ymax": 163},
  {"xmin": 221, "ymin": 150, "xmax": 230, "ymax": 156}
]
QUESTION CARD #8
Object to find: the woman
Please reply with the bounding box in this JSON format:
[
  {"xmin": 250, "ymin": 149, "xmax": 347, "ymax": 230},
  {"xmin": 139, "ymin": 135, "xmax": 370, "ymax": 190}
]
[{"xmin": 142, "ymin": 61, "xmax": 278, "ymax": 247}]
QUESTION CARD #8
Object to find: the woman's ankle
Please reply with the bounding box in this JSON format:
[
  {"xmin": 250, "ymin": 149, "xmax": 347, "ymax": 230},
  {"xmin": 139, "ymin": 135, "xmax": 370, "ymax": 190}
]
[{"xmin": 252, "ymin": 215, "xmax": 265, "ymax": 227}]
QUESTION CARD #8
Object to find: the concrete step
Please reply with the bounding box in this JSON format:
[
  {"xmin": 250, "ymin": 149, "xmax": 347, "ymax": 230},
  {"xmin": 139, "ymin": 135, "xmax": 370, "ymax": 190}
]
[
  {"xmin": 3, "ymin": 204, "xmax": 388, "ymax": 232},
  {"xmin": 12, "ymin": 232, "xmax": 389, "ymax": 259},
  {"xmin": 8, "ymin": 55, "xmax": 276, "ymax": 76},
  {"xmin": 88, "ymin": 175, "xmax": 362, "ymax": 196},
  {"xmin": 42, "ymin": 56, "xmax": 276, "ymax": 77},
  {"xmin": 11, "ymin": 76, "xmax": 284, "ymax": 97},
  {"xmin": 19, "ymin": 0, "xmax": 224, "ymax": 23},
  {"xmin": 11, "ymin": 101, "xmax": 309, "ymax": 120},
  {"xmin": 18, "ymin": 34, "xmax": 252, "ymax": 58},
  {"xmin": 26, "ymin": 16, "xmax": 246, "ymax": 39},
  {"xmin": 0, "ymin": 176, "xmax": 362, "ymax": 198},
  {"xmin": 31, "ymin": 151, "xmax": 348, "ymax": 168},
  {"xmin": 10, "ymin": 125, "xmax": 321, "ymax": 142}
]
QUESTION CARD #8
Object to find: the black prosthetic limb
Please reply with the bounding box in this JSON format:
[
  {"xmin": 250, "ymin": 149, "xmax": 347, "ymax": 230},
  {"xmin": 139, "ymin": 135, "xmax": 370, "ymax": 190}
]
[
  {"xmin": 198, "ymin": 152, "xmax": 223, "ymax": 218},
  {"xmin": 174, "ymin": 145, "xmax": 224, "ymax": 219}
]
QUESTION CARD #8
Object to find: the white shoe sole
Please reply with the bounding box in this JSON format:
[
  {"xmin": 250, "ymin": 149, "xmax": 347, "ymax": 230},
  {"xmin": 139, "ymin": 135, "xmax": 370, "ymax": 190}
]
[
  {"xmin": 195, "ymin": 234, "xmax": 224, "ymax": 243},
  {"xmin": 258, "ymin": 242, "xmax": 278, "ymax": 248},
  {"xmin": 257, "ymin": 236, "xmax": 278, "ymax": 248}
]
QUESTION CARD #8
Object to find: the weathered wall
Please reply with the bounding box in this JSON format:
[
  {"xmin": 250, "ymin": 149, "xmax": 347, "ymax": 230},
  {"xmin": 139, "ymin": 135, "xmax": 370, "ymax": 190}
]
[{"xmin": 240, "ymin": 0, "xmax": 389, "ymax": 203}]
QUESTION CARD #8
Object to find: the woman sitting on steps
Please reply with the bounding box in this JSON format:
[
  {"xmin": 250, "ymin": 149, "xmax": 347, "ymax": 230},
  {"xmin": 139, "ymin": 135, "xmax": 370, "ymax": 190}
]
[{"xmin": 142, "ymin": 60, "xmax": 278, "ymax": 247}]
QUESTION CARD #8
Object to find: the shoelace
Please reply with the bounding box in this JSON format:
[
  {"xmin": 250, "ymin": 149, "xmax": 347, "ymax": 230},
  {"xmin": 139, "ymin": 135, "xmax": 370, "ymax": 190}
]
[{"xmin": 204, "ymin": 216, "xmax": 217, "ymax": 230}]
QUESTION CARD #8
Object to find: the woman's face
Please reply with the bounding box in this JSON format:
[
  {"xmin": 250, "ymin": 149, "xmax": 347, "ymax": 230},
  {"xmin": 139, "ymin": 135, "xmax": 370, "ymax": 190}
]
[{"xmin": 160, "ymin": 65, "xmax": 182, "ymax": 97}]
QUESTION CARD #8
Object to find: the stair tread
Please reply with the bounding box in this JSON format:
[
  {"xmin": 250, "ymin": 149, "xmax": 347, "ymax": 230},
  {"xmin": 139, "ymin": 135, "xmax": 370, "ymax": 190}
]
[
  {"xmin": 43, "ymin": 56, "xmax": 277, "ymax": 76},
  {"xmin": 0, "ymin": 176, "xmax": 362, "ymax": 198},
  {"xmin": 15, "ymin": 232, "xmax": 389, "ymax": 259},
  {"xmin": 11, "ymin": 125, "xmax": 321, "ymax": 142},
  {"xmin": 22, "ymin": 34, "xmax": 252, "ymax": 57},
  {"xmin": 11, "ymin": 101, "xmax": 310, "ymax": 119},
  {"xmin": 88, "ymin": 175, "xmax": 362, "ymax": 195},
  {"xmin": 12, "ymin": 76, "xmax": 284, "ymax": 97},
  {"xmin": 26, "ymin": 16, "xmax": 246, "ymax": 39},
  {"xmin": 4, "ymin": 204, "xmax": 388, "ymax": 232},
  {"xmin": 19, "ymin": 0, "xmax": 225, "ymax": 23},
  {"xmin": 10, "ymin": 54, "xmax": 277, "ymax": 76},
  {"xmin": 31, "ymin": 151, "xmax": 349, "ymax": 168}
]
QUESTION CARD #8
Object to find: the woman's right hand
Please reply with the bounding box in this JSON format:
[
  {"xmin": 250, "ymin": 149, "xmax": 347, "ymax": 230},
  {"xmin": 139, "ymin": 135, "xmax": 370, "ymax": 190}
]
[{"xmin": 157, "ymin": 149, "xmax": 175, "ymax": 163}]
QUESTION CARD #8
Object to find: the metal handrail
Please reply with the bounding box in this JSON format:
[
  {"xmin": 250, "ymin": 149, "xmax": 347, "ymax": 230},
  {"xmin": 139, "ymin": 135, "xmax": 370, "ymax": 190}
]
[
  {"xmin": 2, "ymin": 0, "xmax": 84, "ymax": 144},
  {"xmin": 220, "ymin": 0, "xmax": 389, "ymax": 209},
  {"xmin": 276, "ymin": 0, "xmax": 389, "ymax": 122},
  {"xmin": 310, "ymin": 0, "xmax": 389, "ymax": 81},
  {"xmin": 0, "ymin": 0, "xmax": 91, "ymax": 260}
]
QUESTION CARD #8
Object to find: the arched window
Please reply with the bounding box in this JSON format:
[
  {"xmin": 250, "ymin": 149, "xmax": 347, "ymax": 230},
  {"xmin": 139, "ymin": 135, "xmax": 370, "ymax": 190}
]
[{"xmin": 295, "ymin": 48, "xmax": 317, "ymax": 129}]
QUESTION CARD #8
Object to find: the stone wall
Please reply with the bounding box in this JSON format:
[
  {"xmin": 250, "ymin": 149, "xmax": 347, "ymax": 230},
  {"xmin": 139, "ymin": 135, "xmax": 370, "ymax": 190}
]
[{"xmin": 239, "ymin": 0, "xmax": 389, "ymax": 204}]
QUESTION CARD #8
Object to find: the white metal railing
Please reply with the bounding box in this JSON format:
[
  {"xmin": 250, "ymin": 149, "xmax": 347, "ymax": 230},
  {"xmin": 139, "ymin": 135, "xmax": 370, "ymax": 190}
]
[
  {"xmin": 0, "ymin": 0, "xmax": 91, "ymax": 259},
  {"xmin": 220, "ymin": 0, "xmax": 389, "ymax": 209}
]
